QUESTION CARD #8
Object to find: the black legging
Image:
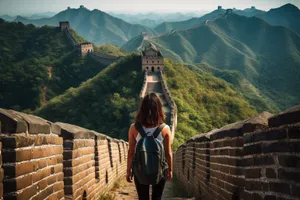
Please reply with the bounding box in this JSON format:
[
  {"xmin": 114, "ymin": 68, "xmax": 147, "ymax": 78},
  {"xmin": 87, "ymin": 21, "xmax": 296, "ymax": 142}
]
[{"xmin": 134, "ymin": 177, "xmax": 166, "ymax": 200}]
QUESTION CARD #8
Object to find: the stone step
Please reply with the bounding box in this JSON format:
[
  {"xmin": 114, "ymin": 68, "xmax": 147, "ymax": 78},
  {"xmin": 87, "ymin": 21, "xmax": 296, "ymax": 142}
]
[{"xmin": 146, "ymin": 82, "xmax": 163, "ymax": 93}]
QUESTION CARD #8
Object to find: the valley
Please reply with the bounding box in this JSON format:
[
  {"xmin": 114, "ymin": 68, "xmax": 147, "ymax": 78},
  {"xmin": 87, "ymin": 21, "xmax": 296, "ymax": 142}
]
[
  {"xmin": 1, "ymin": 2, "xmax": 300, "ymax": 148},
  {"xmin": 1, "ymin": 2, "xmax": 300, "ymax": 200}
]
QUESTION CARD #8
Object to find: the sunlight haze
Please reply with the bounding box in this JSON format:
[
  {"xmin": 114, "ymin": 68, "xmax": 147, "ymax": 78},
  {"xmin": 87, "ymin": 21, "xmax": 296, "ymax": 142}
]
[{"xmin": 0, "ymin": 0, "xmax": 300, "ymax": 15}]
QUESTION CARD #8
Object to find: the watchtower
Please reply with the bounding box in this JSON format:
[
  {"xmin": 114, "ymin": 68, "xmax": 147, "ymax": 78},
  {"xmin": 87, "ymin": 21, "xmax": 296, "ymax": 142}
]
[
  {"xmin": 78, "ymin": 42, "xmax": 94, "ymax": 56},
  {"xmin": 226, "ymin": 9, "xmax": 233, "ymax": 15},
  {"xmin": 141, "ymin": 43, "xmax": 164, "ymax": 72},
  {"xmin": 59, "ymin": 21, "xmax": 70, "ymax": 32},
  {"xmin": 218, "ymin": 6, "xmax": 222, "ymax": 10}
]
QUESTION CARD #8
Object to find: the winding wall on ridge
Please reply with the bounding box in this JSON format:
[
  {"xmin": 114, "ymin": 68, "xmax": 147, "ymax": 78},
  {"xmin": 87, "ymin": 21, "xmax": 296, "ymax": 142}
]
[
  {"xmin": 174, "ymin": 105, "xmax": 300, "ymax": 200},
  {"xmin": 62, "ymin": 26, "xmax": 121, "ymax": 66},
  {"xmin": 139, "ymin": 71, "xmax": 177, "ymax": 143},
  {"xmin": 0, "ymin": 108, "xmax": 128, "ymax": 200}
]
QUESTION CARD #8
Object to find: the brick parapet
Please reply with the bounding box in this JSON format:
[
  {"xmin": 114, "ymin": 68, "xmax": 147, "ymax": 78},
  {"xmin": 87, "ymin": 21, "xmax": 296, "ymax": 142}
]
[
  {"xmin": 158, "ymin": 70, "xmax": 177, "ymax": 142},
  {"xmin": 59, "ymin": 21, "xmax": 122, "ymax": 62},
  {"xmin": 89, "ymin": 52, "xmax": 121, "ymax": 66},
  {"xmin": 174, "ymin": 106, "xmax": 300, "ymax": 200},
  {"xmin": 64, "ymin": 29, "xmax": 77, "ymax": 47},
  {"xmin": 139, "ymin": 71, "xmax": 148, "ymax": 100},
  {"xmin": 0, "ymin": 108, "xmax": 128, "ymax": 200}
]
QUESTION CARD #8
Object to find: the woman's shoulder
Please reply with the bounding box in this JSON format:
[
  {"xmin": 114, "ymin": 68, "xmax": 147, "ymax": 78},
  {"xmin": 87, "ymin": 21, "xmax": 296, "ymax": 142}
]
[
  {"xmin": 129, "ymin": 123, "xmax": 139, "ymax": 136},
  {"xmin": 161, "ymin": 124, "xmax": 171, "ymax": 137},
  {"xmin": 163, "ymin": 124, "xmax": 170, "ymax": 130}
]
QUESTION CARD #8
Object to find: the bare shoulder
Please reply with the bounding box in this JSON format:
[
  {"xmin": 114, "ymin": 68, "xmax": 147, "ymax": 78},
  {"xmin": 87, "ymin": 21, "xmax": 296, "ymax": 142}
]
[
  {"xmin": 161, "ymin": 125, "xmax": 171, "ymax": 137},
  {"xmin": 129, "ymin": 123, "xmax": 138, "ymax": 137}
]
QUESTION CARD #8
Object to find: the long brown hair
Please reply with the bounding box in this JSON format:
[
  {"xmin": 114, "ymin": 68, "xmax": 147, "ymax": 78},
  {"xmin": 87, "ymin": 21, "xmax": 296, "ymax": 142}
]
[{"xmin": 135, "ymin": 93, "xmax": 166, "ymax": 127}]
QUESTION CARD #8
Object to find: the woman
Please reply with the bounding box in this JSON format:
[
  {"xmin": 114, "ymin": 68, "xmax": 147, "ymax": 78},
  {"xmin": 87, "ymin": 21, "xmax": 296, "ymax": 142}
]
[{"xmin": 126, "ymin": 92, "xmax": 173, "ymax": 200}]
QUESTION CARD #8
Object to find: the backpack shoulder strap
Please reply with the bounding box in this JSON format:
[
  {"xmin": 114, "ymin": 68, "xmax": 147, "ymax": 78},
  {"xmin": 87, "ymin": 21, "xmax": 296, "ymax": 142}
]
[
  {"xmin": 153, "ymin": 123, "xmax": 166, "ymax": 138},
  {"xmin": 134, "ymin": 122, "xmax": 147, "ymax": 138}
]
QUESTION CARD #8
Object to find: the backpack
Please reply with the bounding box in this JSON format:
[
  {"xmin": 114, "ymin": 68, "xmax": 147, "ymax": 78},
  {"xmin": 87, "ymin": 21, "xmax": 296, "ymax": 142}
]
[{"xmin": 132, "ymin": 122, "xmax": 168, "ymax": 185}]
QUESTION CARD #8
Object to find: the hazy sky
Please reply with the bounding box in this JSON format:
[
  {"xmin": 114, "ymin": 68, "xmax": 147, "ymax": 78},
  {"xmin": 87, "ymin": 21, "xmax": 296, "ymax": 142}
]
[{"xmin": 0, "ymin": 0, "xmax": 300, "ymax": 15}]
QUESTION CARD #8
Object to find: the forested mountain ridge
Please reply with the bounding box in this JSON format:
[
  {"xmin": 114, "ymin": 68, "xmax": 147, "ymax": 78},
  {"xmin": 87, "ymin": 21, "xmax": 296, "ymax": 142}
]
[
  {"xmin": 36, "ymin": 55, "xmax": 258, "ymax": 148},
  {"xmin": 13, "ymin": 6, "xmax": 158, "ymax": 46},
  {"xmin": 123, "ymin": 13, "xmax": 300, "ymax": 111},
  {"xmin": 256, "ymin": 3, "xmax": 300, "ymax": 35},
  {"xmin": 153, "ymin": 4, "xmax": 300, "ymax": 35},
  {"xmin": 0, "ymin": 20, "xmax": 110, "ymax": 111}
]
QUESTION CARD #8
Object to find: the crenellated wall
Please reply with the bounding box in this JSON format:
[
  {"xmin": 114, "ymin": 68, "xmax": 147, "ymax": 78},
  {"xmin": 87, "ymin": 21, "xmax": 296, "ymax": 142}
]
[
  {"xmin": 158, "ymin": 70, "xmax": 177, "ymax": 142},
  {"xmin": 64, "ymin": 29, "xmax": 77, "ymax": 47},
  {"xmin": 60, "ymin": 22, "xmax": 122, "ymax": 64},
  {"xmin": 139, "ymin": 71, "xmax": 148, "ymax": 100},
  {"xmin": 89, "ymin": 52, "xmax": 120, "ymax": 66},
  {"xmin": 174, "ymin": 105, "xmax": 300, "ymax": 200},
  {"xmin": 0, "ymin": 108, "xmax": 128, "ymax": 200}
]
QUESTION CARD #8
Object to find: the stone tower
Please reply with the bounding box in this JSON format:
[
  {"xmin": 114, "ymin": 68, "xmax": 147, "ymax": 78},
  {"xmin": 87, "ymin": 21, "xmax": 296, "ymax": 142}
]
[
  {"xmin": 226, "ymin": 9, "xmax": 233, "ymax": 15},
  {"xmin": 218, "ymin": 6, "xmax": 222, "ymax": 10},
  {"xmin": 141, "ymin": 43, "xmax": 164, "ymax": 72},
  {"xmin": 59, "ymin": 21, "xmax": 70, "ymax": 32},
  {"xmin": 78, "ymin": 42, "xmax": 94, "ymax": 56}
]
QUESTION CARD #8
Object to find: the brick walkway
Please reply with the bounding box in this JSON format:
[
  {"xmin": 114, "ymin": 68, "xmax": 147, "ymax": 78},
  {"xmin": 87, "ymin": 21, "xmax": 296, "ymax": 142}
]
[{"xmin": 107, "ymin": 177, "xmax": 194, "ymax": 200}]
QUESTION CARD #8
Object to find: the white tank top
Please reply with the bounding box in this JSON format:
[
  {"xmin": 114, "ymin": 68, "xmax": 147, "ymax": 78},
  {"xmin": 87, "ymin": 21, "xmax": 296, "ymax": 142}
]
[{"xmin": 135, "ymin": 125, "xmax": 170, "ymax": 143}]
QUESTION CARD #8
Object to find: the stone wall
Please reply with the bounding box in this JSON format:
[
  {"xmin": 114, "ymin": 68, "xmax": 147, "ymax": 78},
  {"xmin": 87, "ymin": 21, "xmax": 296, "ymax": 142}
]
[
  {"xmin": 64, "ymin": 29, "xmax": 77, "ymax": 47},
  {"xmin": 174, "ymin": 105, "xmax": 300, "ymax": 200},
  {"xmin": 0, "ymin": 139, "xmax": 2, "ymax": 200},
  {"xmin": 0, "ymin": 108, "xmax": 128, "ymax": 200},
  {"xmin": 60, "ymin": 21, "xmax": 122, "ymax": 63},
  {"xmin": 141, "ymin": 56, "xmax": 164, "ymax": 72},
  {"xmin": 139, "ymin": 71, "xmax": 148, "ymax": 100},
  {"xmin": 158, "ymin": 71, "xmax": 177, "ymax": 142},
  {"xmin": 78, "ymin": 43, "xmax": 94, "ymax": 56},
  {"xmin": 89, "ymin": 52, "xmax": 120, "ymax": 66}
]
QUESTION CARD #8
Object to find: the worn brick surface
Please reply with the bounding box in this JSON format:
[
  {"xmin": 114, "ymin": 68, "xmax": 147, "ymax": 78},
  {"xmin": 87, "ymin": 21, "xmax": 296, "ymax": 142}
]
[{"xmin": 174, "ymin": 108, "xmax": 300, "ymax": 200}]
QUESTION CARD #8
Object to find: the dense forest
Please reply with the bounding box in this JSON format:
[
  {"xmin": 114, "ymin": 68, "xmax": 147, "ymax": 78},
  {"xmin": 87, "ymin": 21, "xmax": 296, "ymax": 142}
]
[
  {"xmin": 36, "ymin": 55, "xmax": 258, "ymax": 149},
  {"xmin": 0, "ymin": 20, "xmax": 109, "ymax": 111}
]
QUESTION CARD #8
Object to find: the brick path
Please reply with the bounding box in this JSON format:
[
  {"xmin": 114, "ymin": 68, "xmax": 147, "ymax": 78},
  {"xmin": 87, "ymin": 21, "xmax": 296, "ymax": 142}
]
[{"xmin": 107, "ymin": 177, "xmax": 194, "ymax": 200}]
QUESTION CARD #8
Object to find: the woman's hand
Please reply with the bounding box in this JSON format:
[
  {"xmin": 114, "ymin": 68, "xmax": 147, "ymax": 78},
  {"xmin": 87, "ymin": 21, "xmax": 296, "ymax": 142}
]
[
  {"xmin": 167, "ymin": 169, "xmax": 173, "ymax": 181},
  {"xmin": 126, "ymin": 170, "xmax": 133, "ymax": 183}
]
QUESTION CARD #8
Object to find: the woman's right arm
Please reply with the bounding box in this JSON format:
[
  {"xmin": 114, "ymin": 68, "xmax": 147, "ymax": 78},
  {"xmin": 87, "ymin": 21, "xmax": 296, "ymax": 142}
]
[
  {"xmin": 126, "ymin": 124, "xmax": 136, "ymax": 183},
  {"xmin": 163, "ymin": 126, "xmax": 173, "ymax": 180}
]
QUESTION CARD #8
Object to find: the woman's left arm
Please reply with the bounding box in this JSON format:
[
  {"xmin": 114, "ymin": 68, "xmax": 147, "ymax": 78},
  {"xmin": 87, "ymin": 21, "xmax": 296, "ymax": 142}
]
[{"xmin": 126, "ymin": 124, "xmax": 136, "ymax": 183}]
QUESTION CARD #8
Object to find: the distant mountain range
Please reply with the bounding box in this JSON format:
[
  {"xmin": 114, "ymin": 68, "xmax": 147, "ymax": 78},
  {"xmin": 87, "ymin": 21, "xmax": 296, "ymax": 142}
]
[
  {"xmin": 153, "ymin": 4, "xmax": 300, "ymax": 35},
  {"xmin": 123, "ymin": 13, "xmax": 300, "ymax": 110},
  {"xmin": 256, "ymin": 3, "xmax": 300, "ymax": 34},
  {"xmin": 108, "ymin": 12, "xmax": 206, "ymax": 28},
  {"xmin": 13, "ymin": 6, "xmax": 157, "ymax": 46},
  {"xmin": 0, "ymin": 12, "xmax": 56, "ymax": 21}
]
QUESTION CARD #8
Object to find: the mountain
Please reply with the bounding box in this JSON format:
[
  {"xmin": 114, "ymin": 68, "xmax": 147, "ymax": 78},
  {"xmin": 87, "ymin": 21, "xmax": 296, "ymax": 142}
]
[
  {"xmin": 256, "ymin": 3, "xmax": 300, "ymax": 35},
  {"xmin": 123, "ymin": 13, "xmax": 300, "ymax": 110},
  {"xmin": 0, "ymin": 15, "xmax": 15, "ymax": 21},
  {"xmin": 27, "ymin": 12, "xmax": 57, "ymax": 19},
  {"xmin": 234, "ymin": 7, "xmax": 265, "ymax": 17},
  {"xmin": 35, "ymin": 55, "xmax": 257, "ymax": 148},
  {"xmin": 109, "ymin": 12, "xmax": 206, "ymax": 28},
  {"xmin": 154, "ymin": 9, "xmax": 225, "ymax": 34},
  {"xmin": 0, "ymin": 20, "xmax": 110, "ymax": 111},
  {"xmin": 14, "ymin": 6, "xmax": 157, "ymax": 46},
  {"xmin": 153, "ymin": 7, "xmax": 265, "ymax": 34}
]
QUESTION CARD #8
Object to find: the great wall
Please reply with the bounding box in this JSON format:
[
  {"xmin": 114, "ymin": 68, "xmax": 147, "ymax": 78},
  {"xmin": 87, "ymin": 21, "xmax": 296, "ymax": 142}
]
[
  {"xmin": 60, "ymin": 22, "xmax": 121, "ymax": 66},
  {"xmin": 0, "ymin": 21, "xmax": 298, "ymax": 200},
  {"xmin": 0, "ymin": 109, "xmax": 128, "ymax": 200},
  {"xmin": 174, "ymin": 107, "xmax": 300, "ymax": 200}
]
